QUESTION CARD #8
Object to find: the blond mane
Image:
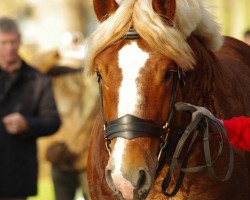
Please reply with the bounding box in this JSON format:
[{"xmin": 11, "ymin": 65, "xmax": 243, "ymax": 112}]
[{"xmin": 85, "ymin": 0, "xmax": 222, "ymax": 73}]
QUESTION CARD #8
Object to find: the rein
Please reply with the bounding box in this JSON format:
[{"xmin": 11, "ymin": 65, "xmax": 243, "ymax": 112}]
[{"xmin": 161, "ymin": 114, "xmax": 234, "ymax": 197}]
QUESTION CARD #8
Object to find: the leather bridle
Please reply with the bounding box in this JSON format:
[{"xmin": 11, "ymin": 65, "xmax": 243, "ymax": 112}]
[
  {"xmin": 96, "ymin": 29, "xmax": 180, "ymax": 159},
  {"xmin": 97, "ymin": 72, "xmax": 179, "ymax": 159}
]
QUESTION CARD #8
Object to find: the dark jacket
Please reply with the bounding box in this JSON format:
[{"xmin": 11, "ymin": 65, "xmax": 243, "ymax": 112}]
[{"xmin": 0, "ymin": 60, "xmax": 61, "ymax": 197}]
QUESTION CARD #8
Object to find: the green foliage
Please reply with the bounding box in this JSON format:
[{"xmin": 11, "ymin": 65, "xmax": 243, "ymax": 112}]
[
  {"xmin": 28, "ymin": 178, "xmax": 55, "ymax": 200},
  {"xmin": 208, "ymin": 0, "xmax": 250, "ymax": 39}
]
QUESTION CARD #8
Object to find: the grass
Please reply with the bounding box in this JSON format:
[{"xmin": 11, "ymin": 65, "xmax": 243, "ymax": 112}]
[
  {"xmin": 27, "ymin": 175, "xmax": 85, "ymax": 200},
  {"xmin": 26, "ymin": 160, "xmax": 86, "ymax": 200},
  {"xmin": 28, "ymin": 177, "xmax": 55, "ymax": 200}
]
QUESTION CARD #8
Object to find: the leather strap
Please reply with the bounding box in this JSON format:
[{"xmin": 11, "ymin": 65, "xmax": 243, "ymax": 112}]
[
  {"xmin": 105, "ymin": 114, "xmax": 164, "ymax": 140},
  {"xmin": 124, "ymin": 29, "xmax": 141, "ymax": 39},
  {"xmin": 161, "ymin": 113, "xmax": 234, "ymax": 197},
  {"xmin": 97, "ymin": 72, "xmax": 107, "ymax": 128}
]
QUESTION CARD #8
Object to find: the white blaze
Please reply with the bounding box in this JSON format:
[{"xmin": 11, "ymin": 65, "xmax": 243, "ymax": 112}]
[
  {"xmin": 118, "ymin": 42, "xmax": 149, "ymax": 117},
  {"xmin": 112, "ymin": 42, "xmax": 149, "ymax": 176}
]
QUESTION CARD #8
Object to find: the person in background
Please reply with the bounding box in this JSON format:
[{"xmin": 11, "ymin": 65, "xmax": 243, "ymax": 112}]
[
  {"xmin": 175, "ymin": 102, "xmax": 250, "ymax": 151},
  {"xmin": 0, "ymin": 17, "xmax": 61, "ymax": 200},
  {"xmin": 244, "ymin": 29, "xmax": 250, "ymax": 46}
]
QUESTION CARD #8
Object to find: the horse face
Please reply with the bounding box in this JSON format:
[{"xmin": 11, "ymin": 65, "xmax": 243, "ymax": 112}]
[{"xmin": 95, "ymin": 38, "xmax": 177, "ymax": 200}]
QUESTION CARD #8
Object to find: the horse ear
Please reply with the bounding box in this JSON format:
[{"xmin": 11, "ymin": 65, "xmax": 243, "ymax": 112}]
[
  {"xmin": 152, "ymin": 0, "xmax": 176, "ymax": 24},
  {"xmin": 93, "ymin": 0, "xmax": 119, "ymax": 21}
]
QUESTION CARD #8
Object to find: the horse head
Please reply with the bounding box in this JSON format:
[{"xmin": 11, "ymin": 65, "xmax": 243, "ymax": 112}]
[{"xmin": 86, "ymin": 0, "xmax": 224, "ymax": 199}]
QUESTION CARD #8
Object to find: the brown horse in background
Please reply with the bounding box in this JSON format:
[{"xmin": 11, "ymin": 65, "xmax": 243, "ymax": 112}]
[
  {"xmin": 86, "ymin": 0, "xmax": 250, "ymax": 199},
  {"xmin": 31, "ymin": 49, "xmax": 99, "ymax": 199}
]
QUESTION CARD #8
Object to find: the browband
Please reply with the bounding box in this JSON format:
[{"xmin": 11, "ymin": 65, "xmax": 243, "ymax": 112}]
[{"xmin": 124, "ymin": 28, "xmax": 141, "ymax": 39}]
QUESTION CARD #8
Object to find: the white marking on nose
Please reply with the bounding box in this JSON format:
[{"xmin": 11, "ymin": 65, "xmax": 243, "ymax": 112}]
[
  {"xmin": 112, "ymin": 41, "xmax": 149, "ymax": 177},
  {"xmin": 113, "ymin": 138, "xmax": 126, "ymax": 175}
]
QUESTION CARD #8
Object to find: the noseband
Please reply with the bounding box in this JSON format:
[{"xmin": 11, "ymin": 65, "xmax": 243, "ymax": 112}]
[{"xmin": 105, "ymin": 114, "xmax": 164, "ymax": 140}]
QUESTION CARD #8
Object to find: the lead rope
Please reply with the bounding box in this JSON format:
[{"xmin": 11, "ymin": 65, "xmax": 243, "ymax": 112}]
[{"xmin": 161, "ymin": 113, "xmax": 234, "ymax": 197}]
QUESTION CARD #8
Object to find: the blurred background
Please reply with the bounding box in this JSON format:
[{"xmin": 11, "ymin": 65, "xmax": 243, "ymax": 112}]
[{"xmin": 0, "ymin": 0, "xmax": 249, "ymax": 200}]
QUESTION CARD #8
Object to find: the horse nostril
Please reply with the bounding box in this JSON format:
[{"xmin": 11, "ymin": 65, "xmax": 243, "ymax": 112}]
[
  {"xmin": 138, "ymin": 170, "xmax": 146, "ymax": 188},
  {"xmin": 105, "ymin": 164, "xmax": 152, "ymax": 199},
  {"xmin": 105, "ymin": 168, "xmax": 117, "ymax": 192},
  {"xmin": 136, "ymin": 168, "xmax": 152, "ymax": 197}
]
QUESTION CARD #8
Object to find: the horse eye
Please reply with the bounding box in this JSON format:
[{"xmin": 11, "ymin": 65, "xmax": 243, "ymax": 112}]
[
  {"xmin": 164, "ymin": 70, "xmax": 171, "ymax": 81},
  {"xmin": 96, "ymin": 70, "xmax": 102, "ymax": 81}
]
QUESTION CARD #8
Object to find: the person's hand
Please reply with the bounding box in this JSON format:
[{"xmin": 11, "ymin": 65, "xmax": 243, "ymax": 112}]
[
  {"xmin": 175, "ymin": 102, "xmax": 222, "ymax": 125},
  {"xmin": 2, "ymin": 112, "xmax": 28, "ymax": 134}
]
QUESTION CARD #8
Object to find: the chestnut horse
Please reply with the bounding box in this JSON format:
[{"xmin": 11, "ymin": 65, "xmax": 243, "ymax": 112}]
[{"xmin": 86, "ymin": 0, "xmax": 250, "ymax": 199}]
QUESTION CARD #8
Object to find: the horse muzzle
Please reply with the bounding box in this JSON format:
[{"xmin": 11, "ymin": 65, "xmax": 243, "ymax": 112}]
[
  {"xmin": 104, "ymin": 114, "xmax": 164, "ymax": 199},
  {"xmin": 105, "ymin": 162, "xmax": 152, "ymax": 200}
]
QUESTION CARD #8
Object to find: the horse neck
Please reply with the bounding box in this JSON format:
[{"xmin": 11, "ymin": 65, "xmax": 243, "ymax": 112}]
[
  {"xmin": 174, "ymin": 35, "xmax": 250, "ymax": 130},
  {"xmin": 168, "ymin": 35, "xmax": 217, "ymax": 135}
]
